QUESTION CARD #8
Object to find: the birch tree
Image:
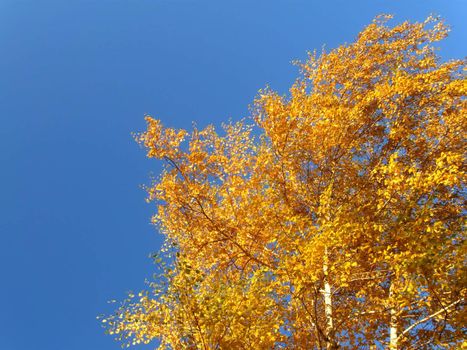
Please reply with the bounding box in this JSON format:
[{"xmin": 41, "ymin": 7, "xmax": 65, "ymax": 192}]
[{"xmin": 103, "ymin": 16, "xmax": 466, "ymax": 349}]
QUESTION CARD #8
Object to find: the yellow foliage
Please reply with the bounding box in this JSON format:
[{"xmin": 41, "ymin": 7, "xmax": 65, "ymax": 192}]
[{"xmin": 103, "ymin": 16, "xmax": 466, "ymax": 349}]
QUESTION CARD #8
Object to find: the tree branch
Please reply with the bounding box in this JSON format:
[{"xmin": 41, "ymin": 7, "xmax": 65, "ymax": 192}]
[{"xmin": 397, "ymin": 298, "xmax": 463, "ymax": 341}]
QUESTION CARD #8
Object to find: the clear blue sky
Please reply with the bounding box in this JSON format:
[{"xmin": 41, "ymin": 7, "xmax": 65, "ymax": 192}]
[{"xmin": 1, "ymin": 1, "xmax": 465, "ymax": 349}]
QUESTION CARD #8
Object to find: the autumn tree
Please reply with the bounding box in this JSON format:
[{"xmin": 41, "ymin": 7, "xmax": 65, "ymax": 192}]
[{"xmin": 103, "ymin": 16, "xmax": 466, "ymax": 349}]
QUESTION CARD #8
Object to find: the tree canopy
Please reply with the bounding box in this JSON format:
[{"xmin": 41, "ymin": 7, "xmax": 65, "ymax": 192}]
[{"xmin": 103, "ymin": 16, "xmax": 466, "ymax": 349}]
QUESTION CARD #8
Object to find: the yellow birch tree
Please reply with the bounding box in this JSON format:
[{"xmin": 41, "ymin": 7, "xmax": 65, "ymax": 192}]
[{"xmin": 103, "ymin": 16, "xmax": 466, "ymax": 349}]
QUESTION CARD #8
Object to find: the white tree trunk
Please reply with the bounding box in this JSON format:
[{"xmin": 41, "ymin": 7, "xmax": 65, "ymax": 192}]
[
  {"xmin": 323, "ymin": 247, "xmax": 336, "ymax": 350},
  {"xmin": 389, "ymin": 282, "xmax": 398, "ymax": 350}
]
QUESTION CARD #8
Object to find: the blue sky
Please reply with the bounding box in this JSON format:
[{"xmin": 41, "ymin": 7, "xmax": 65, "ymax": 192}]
[{"xmin": 0, "ymin": 1, "xmax": 465, "ymax": 349}]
